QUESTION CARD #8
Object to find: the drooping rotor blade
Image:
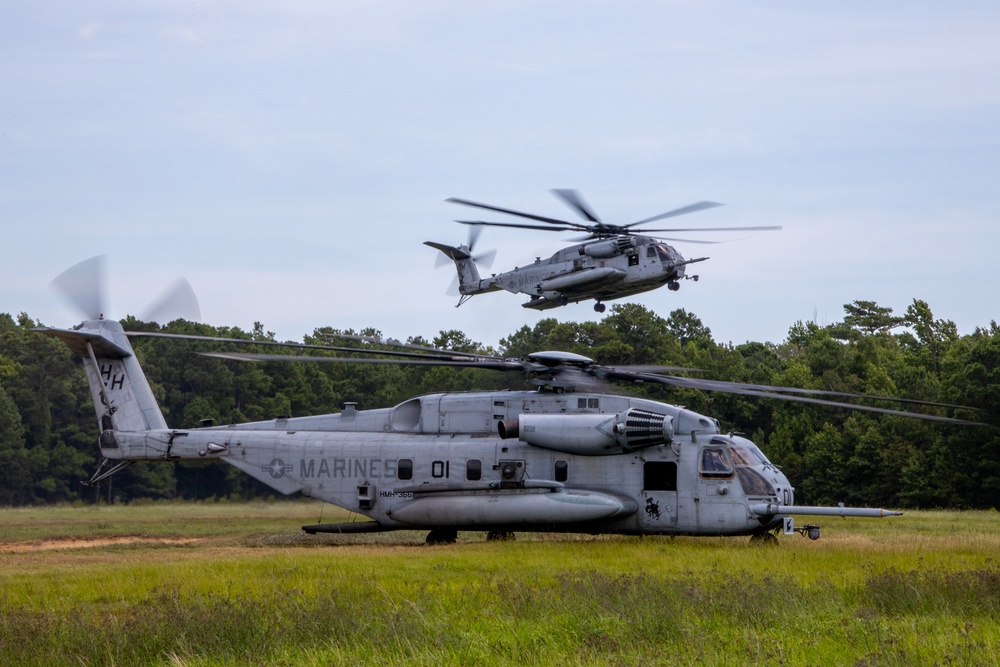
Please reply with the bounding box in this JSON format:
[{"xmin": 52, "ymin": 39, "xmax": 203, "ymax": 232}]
[
  {"xmin": 551, "ymin": 189, "xmax": 601, "ymax": 223},
  {"xmin": 606, "ymin": 364, "xmax": 707, "ymax": 374},
  {"xmin": 637, "ymin": 374, "xmax": 982, "ymax": 411},
  {"xmin": 628, "ymin": 372, "xmax": 984, "ymax": 425},
  {"xmin": 321, "ymin": 332, "xmax": 485, "ymax": 359},
  {"xmin": 199, "ymin": 351, "xmax": 524, "ymax": 372},
  {"xmin": 626, "ymin": 201, "xmax": 725, "ymax": 227},
  {"xmin": 447, "ymin": 197, "xmax": 587, "ymax": 229},
  {"xmin": 51, "ymin": 255, "xmax": 106, "ymax": 320},
  {"xmin": 126, "ymin": 331, "xmax": 484, "ymax": 363},
  {"xmin": 196, "ymin": 333, "xmax": 984, "ymax": 425},
  {"xmin": 456, "ymin": 219, "xmax": 585, "ymax": 233},
  {"xmin": 140, "ymin": 278, "xmax": 201, "ymax": 324}
]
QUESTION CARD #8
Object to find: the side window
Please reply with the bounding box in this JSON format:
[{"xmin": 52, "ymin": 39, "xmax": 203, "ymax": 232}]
[
  {"xmin": 397, "ymin": 458, "xmax": 413, "ymax": 481},
  {"xmin": 646, "ymin": 246, "xmax": 656, "ymax": 258},
  {"xmin": 554, "ymin": 460, "xmax": 568, "ymax": 482},
  {"xmin": 466, "ymin": 459, "xmax": 482, "ymax": 481},
  {"xmin": 643, "ymin": 461, "xmax": 677, "ymax": 491},
  {"xmin": 700, "ymin": 447, "xmax": 733, "ymax": 479}
]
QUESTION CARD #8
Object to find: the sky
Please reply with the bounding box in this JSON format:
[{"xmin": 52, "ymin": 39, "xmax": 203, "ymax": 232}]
[{"xmin": 2, "ymin": 1, "xmax": 998, "ymax": 350}]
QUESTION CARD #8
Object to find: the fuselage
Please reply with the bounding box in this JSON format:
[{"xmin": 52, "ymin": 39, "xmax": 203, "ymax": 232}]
[
  {"xmin": 103, "ymin": 389, "xmax": 793, "ymax": 537},
  {"xmin": 477, "ymin": 236, "xmax": 698, "ymax": 310}
]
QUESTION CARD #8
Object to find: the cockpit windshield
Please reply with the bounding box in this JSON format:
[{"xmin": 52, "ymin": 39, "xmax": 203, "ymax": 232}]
[
  {"xmin": 710, "ymin": 436, "xmax": 771, "ymax": 464},
  {"xmin": 728, "ymin": 444, "xmax": 769, "ymax": 466},
  {"xmin": 654, "ymin": 244, "xmax": 673, "ymax": 262}
]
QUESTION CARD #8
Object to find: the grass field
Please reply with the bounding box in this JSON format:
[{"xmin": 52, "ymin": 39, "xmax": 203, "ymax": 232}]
[{"xmin": 1, "ymin": 500, "xmax": 998, "ymax": 666}]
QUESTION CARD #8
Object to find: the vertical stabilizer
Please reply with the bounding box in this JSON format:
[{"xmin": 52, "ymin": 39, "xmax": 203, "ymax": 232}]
[
  {"xmin": 423, "ymin": 242, "xmax": 484, "ymax": 297},
  {"xmin": 37, "ymin": 319, "xmax": 167, "ymax": 436}
]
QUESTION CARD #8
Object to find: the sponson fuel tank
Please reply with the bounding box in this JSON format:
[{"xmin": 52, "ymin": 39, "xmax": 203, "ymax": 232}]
[
  {"xmin": 386, "ymin": 488, "xmax": 637, "ymax": 526},
  {"xmin": 498, "ymin": 408, "xmax": 673, "ymax": 455}
]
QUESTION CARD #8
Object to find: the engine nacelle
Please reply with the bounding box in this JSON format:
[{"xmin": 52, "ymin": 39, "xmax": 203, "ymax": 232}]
[
  {"xmin": 498, "ymin": 408, "xmax": 673, "ymax": 456},
  {"xmin": 582, "ymin": 237, "xmax": 635, "ymax": 258}
]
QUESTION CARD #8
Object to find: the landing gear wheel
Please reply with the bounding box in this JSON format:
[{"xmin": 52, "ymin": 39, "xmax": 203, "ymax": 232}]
[
  {"xmin": 749, "ymin": 532, "xmax": 779, "ymax": 547},
  {"xmin": 594, "ymin": 302, "xmax": 606, "ymax": 313},
  {"xmin": 486, "ymin": 530, "xmax": 515, "ymax": 542},
  {"xmin": 667, "ymin": 281, "xmax": 680, "ymax": 292},
  {"xmin": 425, "ymin": 528, "xmax": 458, "ymax": 545},
  {"xmin": 557, "ymin": 296, "xmax": 569, "ymax": 306}
]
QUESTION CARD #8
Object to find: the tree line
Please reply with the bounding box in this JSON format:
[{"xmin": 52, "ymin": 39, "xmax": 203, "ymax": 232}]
[{"xmin": 1, "ymin": 300, "xmax": 997, "ymax": 509}]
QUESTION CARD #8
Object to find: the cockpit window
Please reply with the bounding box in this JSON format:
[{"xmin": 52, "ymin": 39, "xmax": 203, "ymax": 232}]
[
  {"xmin": 654, "ymin": 244, "xmax": 673, "ymax": 262},
  {"xmin": 736, "ymin": 467, "xmax": 775, "ymax": 497},
  {"xmin": 700, "ymin": 447, "xmax": 733, "ymax": 478},
  {"xmin": 728, "ymin": 445, "xmax": 767, "ymax": 466}
]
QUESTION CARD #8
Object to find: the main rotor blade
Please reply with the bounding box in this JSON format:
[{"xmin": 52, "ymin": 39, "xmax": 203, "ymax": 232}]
[
  {"xmin": 126, "ymin": 331, "xmax": 482, "ymax": 363},
  {"xmin": 631, "ymin": 373, "xmax": 984, "ymax": 425},
  {"xmin": 632, "ymin": 225, "xmax": 783, "ymax": 233},
  {"xmin": 551, "ymin": 189, "xmax": 601, "ymax": 223},
  {"xmin": 448, "ymin": 197, "xmax": 585, "ymax": 228},
  {"xmin": 645, "ymin": 236, "xmax": 724, "ymax": 245},
  {"xmin": 51, "ymin": 255, "xmax": 106, "ymax": 320},
  {"xmin": 200, "ymin": 351, "xmax": 523, "ymax": 372},
  {"xmin": 322, "ymin": 333, "xmax": 485, "ymax": 359},
  {"xmin": 456, "ymin": 220, "xmax": 584, "ymax": 233},
  {"xmin": 627, "ymin": 201, "xmax": 724, "ymax": 227},
  {"xmin": 607, "ymin": 364, "xmax": 707, "ymax": 374}
]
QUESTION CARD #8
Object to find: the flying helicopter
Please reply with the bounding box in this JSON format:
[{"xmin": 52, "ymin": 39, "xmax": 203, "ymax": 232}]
[
  {"xmin": 38, "ymin": 258, "xmax": 982, "ymax": 545},
  {"xmin": 425, "ymin": 189, "xmax": 782, "ymax": 313}
]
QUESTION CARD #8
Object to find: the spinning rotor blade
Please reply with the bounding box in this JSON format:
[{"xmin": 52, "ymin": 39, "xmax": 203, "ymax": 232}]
[
  {"xmin": 51, "ymin": 255, "xmax": 106, "ymax": 320},
  {"xmin": 447, "ymin": 197, "xmax": 587, "ymax": 229},
  {"xmin": 141, "ymin": 278, "xmax": 201, "ymax": 324},
  {"xmin": 551, "ymin": 189, "xmax": 600, "ymax": 223},
  {"xmin": 631, "ymin": 225, "xmax": 783, "ymax": 234},
  {"xmin": 456, "ymin": 220, "xmax": 584, "ymax": 233},
  {"xmin": 626, "ymin": 201, "xmax": 724, "ymax": 227}
]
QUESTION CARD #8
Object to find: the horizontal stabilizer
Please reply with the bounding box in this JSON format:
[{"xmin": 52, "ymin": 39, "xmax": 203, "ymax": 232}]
[
  {"xmin": 34, "ymin": 326, "xmax": 133, "ymax": 359},
  {"xmin": 424, "ymin": 241, "xmax": 472, "ymax": 261}
]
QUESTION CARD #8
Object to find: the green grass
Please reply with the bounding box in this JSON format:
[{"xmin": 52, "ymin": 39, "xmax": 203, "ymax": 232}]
[{"xmin": 2, "ymin": 502, "xmax": 999, "ymax": 666}]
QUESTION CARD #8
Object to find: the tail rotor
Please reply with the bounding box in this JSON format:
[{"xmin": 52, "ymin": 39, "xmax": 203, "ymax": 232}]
[{"xmin": 49, "ymin": 255, "xmax": 201, "ymax": 325}]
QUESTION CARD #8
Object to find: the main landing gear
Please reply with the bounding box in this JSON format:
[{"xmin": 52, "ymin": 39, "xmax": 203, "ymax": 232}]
[
  {"xmin": 425, "ymin": 528, "xmax": 458, "ymax": 545},
  {"xmin": 749, "ymin": 531, "xmax": 778, "ymax": 546},
  {"xmin": 594, "ymin": 302, "xmax": 606, "ymax": 313}
]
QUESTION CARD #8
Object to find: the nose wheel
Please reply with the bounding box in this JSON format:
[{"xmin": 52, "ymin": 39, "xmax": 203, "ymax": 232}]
[
  {"xmin": 594, "ymin": 302, "xmax": 606, "ymax": 313},
  {"xmin": 667, "ymin": 281, "xmax": 680, "ymax": 292}
]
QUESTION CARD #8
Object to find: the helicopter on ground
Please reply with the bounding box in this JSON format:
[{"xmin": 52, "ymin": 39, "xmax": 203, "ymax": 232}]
[
  {"xmin": 426, "ymin": 189, "xmax": 781, "ymax": 313},
  {"xmin": 39, "ymin": 259, "xmax": 982, "ymax": 545}
]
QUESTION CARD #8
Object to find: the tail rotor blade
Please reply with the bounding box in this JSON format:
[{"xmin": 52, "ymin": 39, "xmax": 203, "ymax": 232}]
[
  {"xmin": 51, "ymin": 255, "xmax": 106, "ymax": 320},
  {"xmin": 141, "ymin": 278, "xmax": 202, "ymax": 324},
  {"xmin": 473, "ymin": 248, "xmax": 497, "ymax": 269},
  {"xmin": 468, "ymin": 225, "xmax": 483, "ymax": 251}
]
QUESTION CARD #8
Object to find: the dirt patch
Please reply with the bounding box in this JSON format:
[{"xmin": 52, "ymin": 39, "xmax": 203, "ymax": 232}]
[{"xmin": 1, "ymin": 537, "xmax": 201, "ymax": 553}]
